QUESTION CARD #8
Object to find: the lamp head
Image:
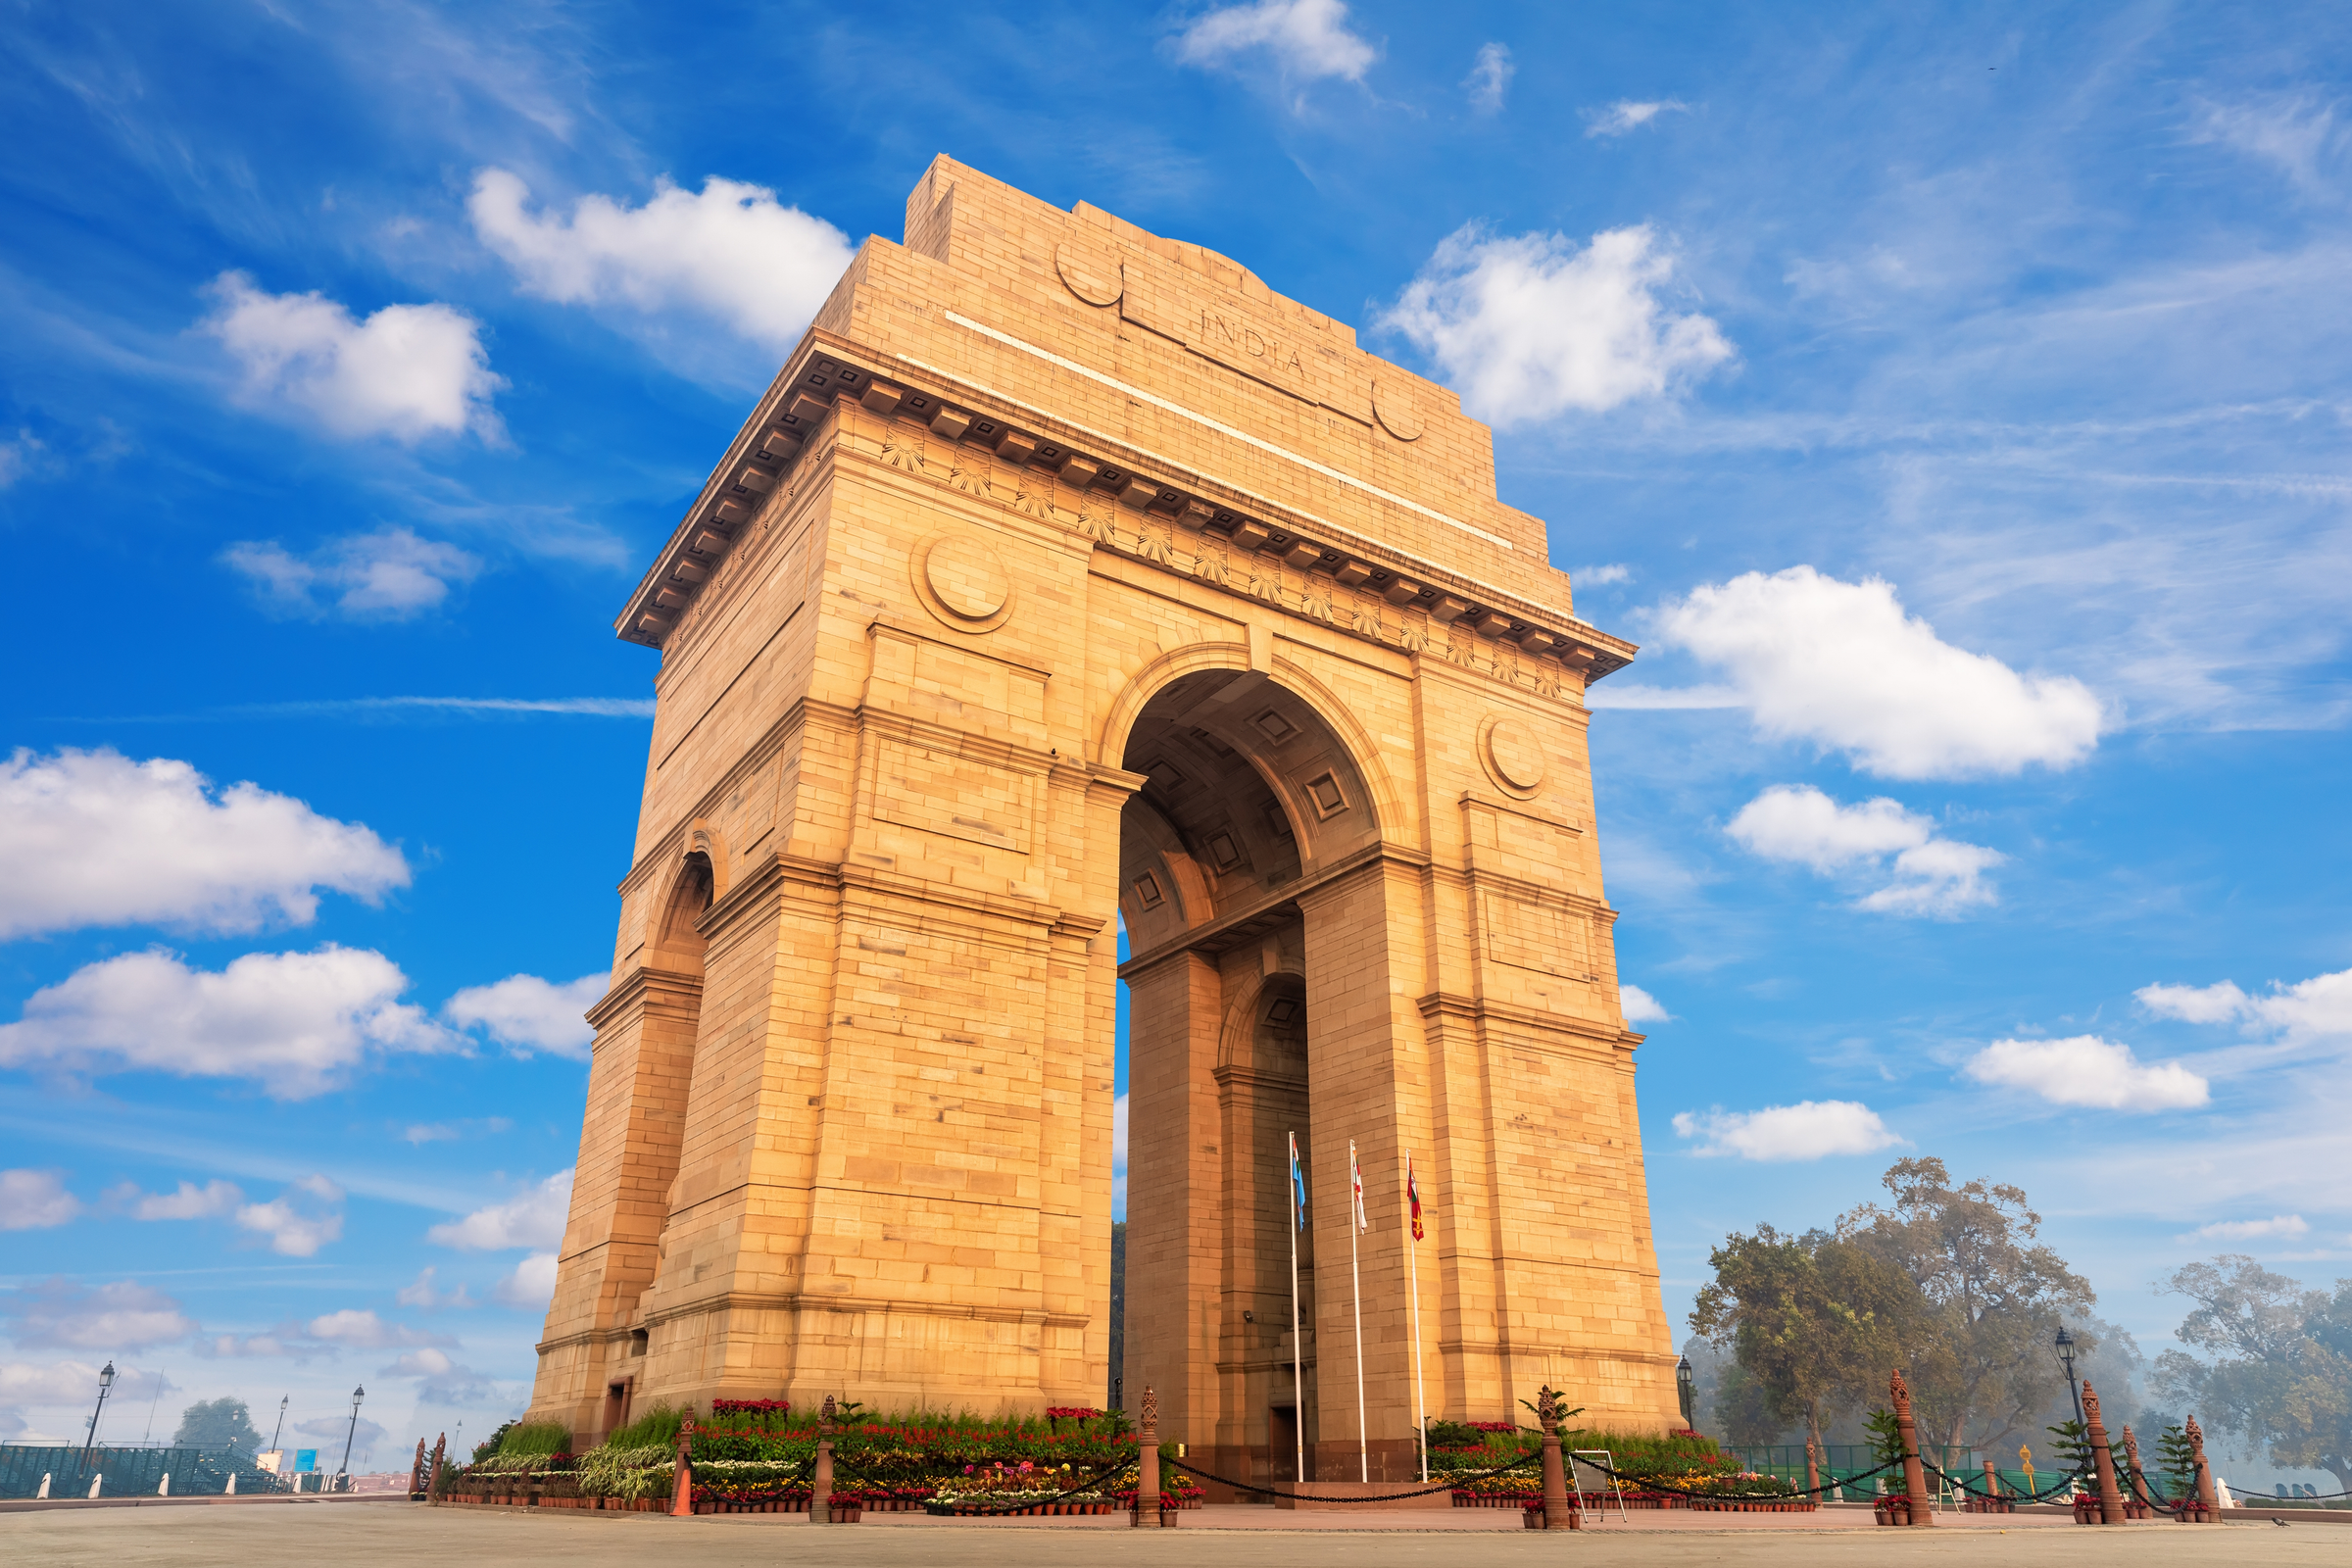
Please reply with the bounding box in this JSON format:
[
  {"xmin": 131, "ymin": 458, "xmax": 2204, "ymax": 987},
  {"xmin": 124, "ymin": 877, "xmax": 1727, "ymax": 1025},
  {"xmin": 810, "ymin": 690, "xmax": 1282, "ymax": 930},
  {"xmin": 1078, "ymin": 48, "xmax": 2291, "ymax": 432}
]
[
  {"xmin": 352, "ymin": 1385, "xmax": 366, "ymax": 1405},
  {"xmin": 98, "ymin": 1362, "xmax": 116, "ymax": 1389}
]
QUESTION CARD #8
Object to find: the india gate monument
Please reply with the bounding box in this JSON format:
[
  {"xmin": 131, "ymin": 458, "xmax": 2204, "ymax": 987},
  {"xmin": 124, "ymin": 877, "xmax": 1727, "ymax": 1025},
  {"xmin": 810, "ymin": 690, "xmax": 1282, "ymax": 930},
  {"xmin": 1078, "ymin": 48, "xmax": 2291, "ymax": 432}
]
[{"xmin": 529, "ymin": 157, "xmax": 1679, "ymax": 1483}]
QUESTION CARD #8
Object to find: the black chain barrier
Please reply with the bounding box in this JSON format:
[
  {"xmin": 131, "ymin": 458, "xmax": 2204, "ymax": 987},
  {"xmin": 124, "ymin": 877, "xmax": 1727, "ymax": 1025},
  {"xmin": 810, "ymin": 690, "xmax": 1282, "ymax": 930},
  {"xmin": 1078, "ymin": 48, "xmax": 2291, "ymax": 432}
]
[
  {"xmin": 1164, "ymin": 1449, "xmax": 1543, "ymax": 1505},
  {"xmin": 1567, "ymin": 1452, "xmax": 1903, "ymax": 1501},
  {"xmin": 1921, "ymin": 1459, "xmax": 2088, "ymax": 1505}
]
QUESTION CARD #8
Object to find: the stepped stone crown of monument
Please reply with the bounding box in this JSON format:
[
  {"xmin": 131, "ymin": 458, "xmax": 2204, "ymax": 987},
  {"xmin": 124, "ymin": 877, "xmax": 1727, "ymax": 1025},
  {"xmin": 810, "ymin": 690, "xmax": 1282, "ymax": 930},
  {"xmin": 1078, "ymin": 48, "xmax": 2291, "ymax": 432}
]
[{"xmin": 534, "ymin": 157, "xmax": 1674, "ymax": 1489}]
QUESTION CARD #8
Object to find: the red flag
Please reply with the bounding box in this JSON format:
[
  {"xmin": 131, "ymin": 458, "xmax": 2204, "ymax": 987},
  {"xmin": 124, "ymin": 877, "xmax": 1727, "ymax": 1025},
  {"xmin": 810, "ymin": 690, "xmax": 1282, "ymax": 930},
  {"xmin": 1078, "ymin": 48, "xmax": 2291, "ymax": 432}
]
[{"xmin": 1406, "ymin": 1154, "xmax": 1424, "ymax": 1242}]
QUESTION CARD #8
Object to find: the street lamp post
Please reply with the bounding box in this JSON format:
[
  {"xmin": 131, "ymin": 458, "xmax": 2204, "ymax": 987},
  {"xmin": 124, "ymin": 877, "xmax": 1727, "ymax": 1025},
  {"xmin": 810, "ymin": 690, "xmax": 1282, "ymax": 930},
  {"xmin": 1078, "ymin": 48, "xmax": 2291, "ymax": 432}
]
[
  {"xmin": 1676, "ymin": 1355, "xmax": 1696, "ymax": 1432},
  {"xmin": 2054, "ymin": 1327, "xmax": 2083, "ymax": 1426},
  {"xmin": 269, "ymin": 1395, "xmax": 288, "ymax": 1455},
  {"xmin": 78, "ymin": 1362, "xmax": 117, "ymax": 1471},
  {"xmin": 338, "ymin": 1386, "xmax": 365, "ymax": 1489}
]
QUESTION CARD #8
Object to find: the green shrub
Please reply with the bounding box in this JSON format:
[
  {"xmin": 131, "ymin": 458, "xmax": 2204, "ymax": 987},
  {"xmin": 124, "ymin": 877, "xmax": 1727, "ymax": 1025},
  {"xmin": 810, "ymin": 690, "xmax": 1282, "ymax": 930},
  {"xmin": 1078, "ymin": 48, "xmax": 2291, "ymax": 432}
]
[
  {"xmin": 497, "ymin": 1419, "xmax": 573, "ymax": 1457},
  {"xmin": 608, "ymin": 1402, "xmax": 686, "ymax": 1449}
]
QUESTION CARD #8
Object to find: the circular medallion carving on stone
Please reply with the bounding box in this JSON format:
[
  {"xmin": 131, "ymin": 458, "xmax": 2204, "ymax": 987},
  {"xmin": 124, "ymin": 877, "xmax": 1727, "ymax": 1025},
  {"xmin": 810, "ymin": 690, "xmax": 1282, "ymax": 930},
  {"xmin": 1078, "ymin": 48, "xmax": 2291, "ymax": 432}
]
[
  {"xmin": 1055, "ymin": 242, "xmax": 1123, "ymax": 307},
  {"xmin": 1372, "ymin": 378, "xmax": 1424, "ymax": 441},
  {"xmin": 1480, "ymin": 714, "xmax": 1547, "ymax": 797},
  {"xmin": 913, "ymin": 533, "xmax": 1015, "ymax": 633}
]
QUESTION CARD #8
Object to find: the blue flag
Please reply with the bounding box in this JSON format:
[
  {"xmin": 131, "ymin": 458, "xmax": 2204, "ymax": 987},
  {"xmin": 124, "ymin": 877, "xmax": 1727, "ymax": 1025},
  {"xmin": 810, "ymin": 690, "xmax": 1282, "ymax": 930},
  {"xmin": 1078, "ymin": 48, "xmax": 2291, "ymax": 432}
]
[{"xmin": 1289, "ymin": 1131, "xmax": 1307, "ymax": 1231}]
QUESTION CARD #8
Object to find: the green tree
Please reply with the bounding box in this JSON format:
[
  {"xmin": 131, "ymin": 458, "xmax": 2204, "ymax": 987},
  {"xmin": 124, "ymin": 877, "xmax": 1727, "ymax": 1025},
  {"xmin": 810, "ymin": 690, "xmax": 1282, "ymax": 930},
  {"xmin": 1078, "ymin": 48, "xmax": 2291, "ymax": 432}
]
[
  {"xmin": 2153, "ymin": 1255, "xmax": 2352, "ymax": 1494},
  {"xmin": 1690, "ymin": 1223, "xmax": 1920, "ymax": 1454},
  {"xmin": 173, "ymin": 1397, "xmax": 263, "ymax": 1452},
  {"xmin": 1838, "ymin": 1157, "xmax": 2094, "ymax": 1453}
]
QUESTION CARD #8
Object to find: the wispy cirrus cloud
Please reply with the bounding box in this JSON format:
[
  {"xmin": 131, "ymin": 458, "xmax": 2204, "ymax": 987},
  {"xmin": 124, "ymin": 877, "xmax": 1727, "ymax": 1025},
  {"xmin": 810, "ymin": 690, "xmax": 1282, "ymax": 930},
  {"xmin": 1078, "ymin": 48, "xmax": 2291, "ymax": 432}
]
[{"xmin": 1583, "ymin": 98, "xmax": 1689, "ymax": 138}]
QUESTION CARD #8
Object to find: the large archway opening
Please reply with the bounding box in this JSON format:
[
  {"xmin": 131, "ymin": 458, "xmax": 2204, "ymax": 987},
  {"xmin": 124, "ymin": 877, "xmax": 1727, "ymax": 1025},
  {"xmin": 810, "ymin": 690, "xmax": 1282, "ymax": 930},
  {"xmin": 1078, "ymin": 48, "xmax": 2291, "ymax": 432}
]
[{"xmin": 1112, "ymin": 667, "xmax": 1382, "ymax": 1491}]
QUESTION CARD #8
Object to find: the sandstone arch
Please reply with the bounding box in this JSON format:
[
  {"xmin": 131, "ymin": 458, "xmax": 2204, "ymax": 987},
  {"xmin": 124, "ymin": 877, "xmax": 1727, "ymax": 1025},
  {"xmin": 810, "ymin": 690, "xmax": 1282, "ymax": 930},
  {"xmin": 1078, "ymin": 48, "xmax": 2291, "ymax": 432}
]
[{"xmin": 530, "ymin": 159, "xmax": 1674, "ymax": 1481}]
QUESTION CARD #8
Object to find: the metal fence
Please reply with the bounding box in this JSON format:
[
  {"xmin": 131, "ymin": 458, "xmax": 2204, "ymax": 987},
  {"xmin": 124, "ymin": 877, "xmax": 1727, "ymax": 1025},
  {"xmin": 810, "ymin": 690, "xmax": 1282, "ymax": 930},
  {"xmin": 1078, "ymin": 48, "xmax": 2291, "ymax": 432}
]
[{"xmin": 0, "ymin": 1443, "xmax": 295, "ymax": 1499}]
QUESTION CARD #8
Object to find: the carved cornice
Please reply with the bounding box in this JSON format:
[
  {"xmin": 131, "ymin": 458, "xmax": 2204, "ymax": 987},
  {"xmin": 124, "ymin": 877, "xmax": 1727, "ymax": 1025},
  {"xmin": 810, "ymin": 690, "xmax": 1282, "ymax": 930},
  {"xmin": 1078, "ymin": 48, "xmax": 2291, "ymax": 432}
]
[
  {"xmin": 1415, "ymin": 989, "xmax": 1636, "ymax": 1052},
  {"xmin": 615, "ymin": 332, "xmax": 1636, "ymax": 701},
  {"xmin": 586, "ymin": 966, "xmax": 706, "ymax": 1034}
]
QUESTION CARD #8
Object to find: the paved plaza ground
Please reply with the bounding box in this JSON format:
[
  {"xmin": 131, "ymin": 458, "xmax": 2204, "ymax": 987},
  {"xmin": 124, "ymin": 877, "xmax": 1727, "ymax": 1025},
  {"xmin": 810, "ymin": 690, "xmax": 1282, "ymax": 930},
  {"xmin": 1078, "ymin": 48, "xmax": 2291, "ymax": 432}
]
[{"xmin": 2, "ymin": 1498, "xmax": 2343, "ymax": 1568}]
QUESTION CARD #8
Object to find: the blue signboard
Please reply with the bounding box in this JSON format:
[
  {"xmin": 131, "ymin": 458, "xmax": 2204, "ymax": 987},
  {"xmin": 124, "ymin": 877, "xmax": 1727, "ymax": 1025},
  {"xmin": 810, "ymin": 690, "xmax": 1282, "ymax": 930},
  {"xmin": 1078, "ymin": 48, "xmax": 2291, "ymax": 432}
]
[{"xmin": 295, "ymin": 1449, "xmax": 318, "ymax": 1472}]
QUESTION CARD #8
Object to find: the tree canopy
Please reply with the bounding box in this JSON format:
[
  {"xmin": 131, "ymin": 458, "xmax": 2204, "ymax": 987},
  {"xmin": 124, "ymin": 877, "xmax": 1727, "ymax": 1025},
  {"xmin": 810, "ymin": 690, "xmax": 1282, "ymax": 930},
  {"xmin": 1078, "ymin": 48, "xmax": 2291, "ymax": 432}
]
[
  {"xmin": 1837, "ymin": 1157, "xmax": 2094, "ymax": 1451},
  {"xmin": 1690, "ymin": 1156, "xmax": 2095, "ymax": 1454},
  {"xmin": 173, "ymin": 1396, "xmax": 263, "ymax": 1452},
  {"xmin": 1689, "ymin": 1223, "xmax": 1917, "ymax": 1448},
  {"xmin": 2154, "ymin": 1255, "xmax": 2352, "ymax": 1493}
]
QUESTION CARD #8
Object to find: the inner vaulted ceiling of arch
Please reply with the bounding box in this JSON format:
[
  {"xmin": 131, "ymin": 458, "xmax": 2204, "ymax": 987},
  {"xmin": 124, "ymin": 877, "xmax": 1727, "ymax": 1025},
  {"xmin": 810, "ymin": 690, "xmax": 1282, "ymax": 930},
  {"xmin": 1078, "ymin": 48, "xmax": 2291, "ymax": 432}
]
[{"xmin": 1117, "ymin": 671, "xmax": 1378, "ymax": 956}]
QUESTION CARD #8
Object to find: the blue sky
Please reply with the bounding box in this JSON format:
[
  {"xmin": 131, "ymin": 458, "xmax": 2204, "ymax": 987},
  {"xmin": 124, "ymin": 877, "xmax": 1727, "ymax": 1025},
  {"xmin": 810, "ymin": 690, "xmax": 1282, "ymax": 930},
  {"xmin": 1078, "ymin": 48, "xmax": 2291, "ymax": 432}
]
[{"xmin": 3, "ymin": 1, "xmax": 2347, "ymax": 1477}]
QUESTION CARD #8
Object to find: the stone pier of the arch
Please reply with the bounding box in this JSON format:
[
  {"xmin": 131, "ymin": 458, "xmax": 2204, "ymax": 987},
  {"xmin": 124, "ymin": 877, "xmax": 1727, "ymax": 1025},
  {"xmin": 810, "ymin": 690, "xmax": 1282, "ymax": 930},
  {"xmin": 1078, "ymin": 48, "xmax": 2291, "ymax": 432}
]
[{"xmin": 526, "ymin": 156, "xmax": 1680, "ymax": 1481}]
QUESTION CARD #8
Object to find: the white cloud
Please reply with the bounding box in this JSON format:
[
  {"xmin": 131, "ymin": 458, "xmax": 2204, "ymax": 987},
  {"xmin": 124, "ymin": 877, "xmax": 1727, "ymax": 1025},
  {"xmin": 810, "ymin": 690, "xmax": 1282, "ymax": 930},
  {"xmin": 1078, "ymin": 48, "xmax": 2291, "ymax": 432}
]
[
  {"xmin": 1383, "ymin": 223, "xmax": 1733, "ymax": 425},
  {"xmin": 469, "ymin": 168, "xmax": 855, "ymax": 356},
  {"xmin": 224, "ymin": 527, "xmax": 482, "ymax": 621},
  {"xmin": 199, "ymin": 271, "xmax": 504, "ymax": 442},
  {"xmin": 0, "ymin": 1359, "xmax": 171, "ymax": 1429},
  {"xmin": 427, "ymin": 1169, "xmax": 571, "ymax": 1252},
  {"xmin": 1655, "ymin": 567, "xmax": 2104, "ymax": 779},
  {"xmin": 1, "ymin": 1170, "xmax": 82, "ymax": 1230},
  {"xmin": 1726, "ymin": 785, "xmax": 2002, "ymax": 916},
  {"xmin": 382, "ymin": 1347, "xmax": 501, "ymax": 1405},
  {"xmin": 1584, "ymin": 99, "xmax": 1690, "ymax": 138},
  {"xmin": 0, "ymin": 748, "xmax": 409, "ymax": 941},
  {"xmin": 128, "ymin": 1179, "xmax": 243, "ymax": 1221},
  {"xmin": 4, "ymin": 1280, "xmax": 195, "ymax": 1350},
  {"xmin": 1856, "ymin": 839, "xmax": 2004, "ymax": 916},
  {"xmin": 396, "ymin": 1267, "xmax": 476, "ymax": 1310},
  {"xmin": 305, "ymin": 1308, "xmax": 444, "ymax": 1348},
  {"xmin": 1575, "ymin": 564, "xmax": 1634, "ymax": 586},
  {"xmin": 2137, "ymin": 967, "xmax": 2352, "ymax": 1041},
  {"xmin": 238, "ymin": 1176, "xmax": 346, "ymax": 1256},
  {"xmin": 1464, "ymin": 42, "xmax": 1512, "ymax": 114},
  {"xmin": 1672, "ymin": 1101, "xmax": 1902, "ymax": 1160},
  {"xmin": 444, "ymin": 971, "xmax": 605, "ymax": 1056},
  {"xmin": 493, "ymin": 1251, "xmax": 559, "ymax": 1309},
  {"xmin": 2180, "ymin": 1214, "xmax": 2310, "ymax": 1244},
  {"xmin": 0, "ymin": 947, "xmax": 457, "ymax": 1099},
  {"xmin": 1727, "ymin": 786, "xmax": 1931, "ymax": 870},
  {"xmin": 1962, "ymin": 1036, "xmax": 2211, "ymax": 1111},
  {"xmin": 1170, "ymin": 0, "xmax": 1377, "ymax": 88},
  {"xmin": 1621, "ymin": 984, "xmax": 1670, "ymax": 1024}
]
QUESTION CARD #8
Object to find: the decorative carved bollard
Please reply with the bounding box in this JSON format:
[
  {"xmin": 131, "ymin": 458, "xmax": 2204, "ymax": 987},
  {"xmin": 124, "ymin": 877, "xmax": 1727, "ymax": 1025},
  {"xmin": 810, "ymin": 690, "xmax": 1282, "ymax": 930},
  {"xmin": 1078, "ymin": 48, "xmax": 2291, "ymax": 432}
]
[
  {"xmin": 426, "ymin": 1433, "xmax": 446, "ymax": 1505},
  {"xmin": 2187, "ymin": 1415, "xmax": 2220, "ymax": 1522},
  {"xmin": 670, "ymin": 1410, "xmax": 697, "ymax": 1518},
  {"xmin": 2083, "ymin": 1382, "xmax": 2126, "ymax": 1524},
  {"xmin": 409, "ymin": 1438, "xmax": 426, "ymax": 1500},
  {"xmin": 1890, "ymin": 1369, "xmax": 1936, "ymax": 1528},
  {"xmin": 2121, "ymin": 1426, "xmax": 2153, "ymax": 1518},
  {"xmin": 1133, "ymin": 1387, "xmax": 1162, "ymax": 1528},
  {"xmin": 1536, "ymin": 1386, "xmax": 1580, "ymax": 1530},
  {"xmin": 1978, "ymin": 1459, "xmax": 2008, "ymax": 1513},
  {"xmin": 812, "ymin": 1396, "xmax": 837, "ymax": 1524}
]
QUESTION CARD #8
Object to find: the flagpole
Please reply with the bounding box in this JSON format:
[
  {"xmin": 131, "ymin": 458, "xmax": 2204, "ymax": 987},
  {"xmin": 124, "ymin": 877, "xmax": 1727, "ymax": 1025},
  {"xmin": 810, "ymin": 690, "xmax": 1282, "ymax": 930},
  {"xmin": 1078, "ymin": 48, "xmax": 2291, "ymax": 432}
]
[
  {"xmin": 1404, "ymin": 1152, "xmax": 1426, "ymax": 1483},
  {"xmin": 1288, "ymin": 1131, "xmax": 1305, "ymax": 1488},
  {"xmin": 1349, "ymin": 1139, "xmax": 1367, "ymax": 1485}
]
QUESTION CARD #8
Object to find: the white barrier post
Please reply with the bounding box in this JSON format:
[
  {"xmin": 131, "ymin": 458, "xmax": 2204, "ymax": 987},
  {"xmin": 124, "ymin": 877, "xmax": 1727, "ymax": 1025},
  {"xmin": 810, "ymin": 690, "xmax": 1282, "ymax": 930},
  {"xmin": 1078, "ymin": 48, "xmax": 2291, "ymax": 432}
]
[
  {"xmin": 226, "ymin": 1472, "xmax": 237, "ymax": 1494},
  {"xmin": 89, "ymin": 1474, "xmax": 103, "ymax": 1498},
  {"xmin": 160, "ymin": 1472, "xmax": 171, "ymax": 1495},
  {"xmin": 37, "ymin": 1473, "xmax": 50, "ymax": 1499}
]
